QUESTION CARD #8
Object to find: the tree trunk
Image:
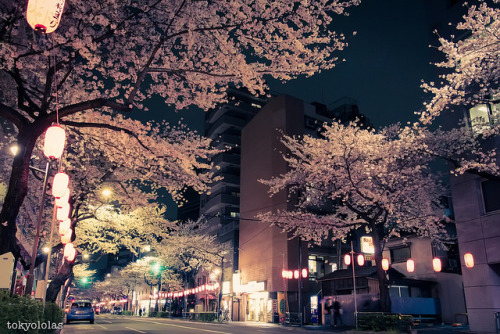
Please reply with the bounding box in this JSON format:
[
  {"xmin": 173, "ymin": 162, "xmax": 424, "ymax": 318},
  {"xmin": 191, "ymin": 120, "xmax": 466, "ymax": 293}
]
[
  {"xmin": 46, "ymin": 260, "xmax": 75, "ymax": 303},
  {"xmin": 371, "ymin": 228, "xmax": 391, "ymax": 312},
  {"xmin": 0, "ymin": 122, "xmax": 48, "ymax": 260}
]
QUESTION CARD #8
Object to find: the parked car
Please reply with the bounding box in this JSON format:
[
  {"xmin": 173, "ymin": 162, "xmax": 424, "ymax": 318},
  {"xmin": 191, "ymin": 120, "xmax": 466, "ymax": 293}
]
[
  {"xmin": 112, "ymin": 306, "xmax": 122, "ymax": 315},
  {"xmin": 66, "ymin": 300, "xmax": 94, "ymax": 324}
]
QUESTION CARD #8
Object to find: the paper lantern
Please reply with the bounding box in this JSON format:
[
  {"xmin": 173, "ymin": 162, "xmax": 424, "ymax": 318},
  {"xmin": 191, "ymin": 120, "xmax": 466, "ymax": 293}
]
[
  {"xmin": 302, "ymin": 268, "xmax": 308, "ymax": 278},
  {"xmin": 52, "ymin": 172, "xmax": 69, "ymax": 198},
  {"xmin": 406, "ymin": 259, "xmax": 415, "ymax": 273},
  {"xmin": 344, "ymin": 254, "xmax": 351, "ymax": 266},
  {"xmin": 26, "ymin": 0, "xmax": 66, "ymax": 33},
  {"xmin": 43, "ymin": 125, "xmax": 66, "ymax": 159},
  {"xmin": 464, "ymin": 252, "xmax": 474, "ymax": 268},
  {"xmin": 282, "ymin": 269, "xmax": 287, "ymax": 279},
  {"xmin": 57, "ymin": 203, "xmax": 70, "ymax": 221},
  {"xmin": 293, "ymin": 270, "xmax": 299, "ymax": 279},
  {"xmin": 357, "ymin": 254, "xmax": 365, "ymax": 266},
  {"xmin": 432, "ymin": 258, "xmax": 442, "ymax": 272},
  {"xmin": 382, "ymin": 258, "xmax": 389, "ymax": 271},
  {"xmin": 287, "ymin": 271, "xmax": 293, "ymax": 279},
  {"xmin": 55, "ymin": 188, "xmax": 70, "ymax": 208},
  {"xmin": 61, "ymin": 229, "xmax": 72, "ymax": 244},
  {"xmin": 64, "ymin": 243, "xmax": 76, "ymax": 262},
  {"xmin": 58, "ymin": 218, "xmax": 71, "ymax": 235}
]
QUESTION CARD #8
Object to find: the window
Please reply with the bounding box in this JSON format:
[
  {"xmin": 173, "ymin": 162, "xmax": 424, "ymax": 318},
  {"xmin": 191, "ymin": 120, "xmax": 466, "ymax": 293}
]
[
  {"xmin": 481, "ymin": 179, "xmax": 500, "ymax": 213},
  {"xmin": 390, "ymin": 246, "xmax": 411, "ymax": 263},
  {"xmin": 469, "ymin": 96, "xmax": 500, "ymax": 133},
  {"xmin": 389, "ymin": 286, "xmax": 409, "ymax": 298}
]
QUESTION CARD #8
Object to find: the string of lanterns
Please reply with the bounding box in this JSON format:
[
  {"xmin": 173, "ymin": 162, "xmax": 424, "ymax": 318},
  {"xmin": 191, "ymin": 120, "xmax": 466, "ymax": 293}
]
[
  {"xmin": 281, "ymin": 268, "xmax": 308, "ymax": 280},
  {"xmin": 345, "ymin": 252, "xmax": 475, "ymax": 273},
  {"xmin": 149, "ymin": 283, "xmax": 221, "ymax": 300},
  {"xmin": 43, "ymin": 124, "xmax": 76, "ymax": 263}
]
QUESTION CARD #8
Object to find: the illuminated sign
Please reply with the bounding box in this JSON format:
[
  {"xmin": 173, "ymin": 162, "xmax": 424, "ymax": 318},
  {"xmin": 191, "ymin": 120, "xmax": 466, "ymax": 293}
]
[{"xmin": 360, "ymin": 236, "xmax": 375, "ymax": 254}]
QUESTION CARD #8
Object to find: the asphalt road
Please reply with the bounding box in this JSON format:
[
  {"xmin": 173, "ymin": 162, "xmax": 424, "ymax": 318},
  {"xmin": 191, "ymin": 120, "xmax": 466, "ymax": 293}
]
[{"xmin": 60, "ymin": 314, "xmax": 321, "ymax": 334}]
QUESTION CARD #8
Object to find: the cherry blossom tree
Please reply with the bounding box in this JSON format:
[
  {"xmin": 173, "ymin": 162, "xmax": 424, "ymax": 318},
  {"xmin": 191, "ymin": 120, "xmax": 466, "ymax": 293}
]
[
  {"xmin": 416, "ymin": 0, "xmax": 500, "ymax": 187},
  {"xmin": 421, "ymin": 0, "xmax": 499, "ymax": 124},
  {"xmin": 258, "ymin": 122, "xmax": 447, "ymax": 312},
  {"xmin": 0, "ymin": 0, "xmax": 360, "ymax": 261}
]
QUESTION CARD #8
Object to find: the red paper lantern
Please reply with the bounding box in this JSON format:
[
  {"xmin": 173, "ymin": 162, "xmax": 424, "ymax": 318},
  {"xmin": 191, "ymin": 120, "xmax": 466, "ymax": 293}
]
[
  {"xmin": 302, "ymin": 268, "xmax": 308, "ymax": 278},
  {"xmin": 43, "ymin": 125, "xmax": 66, "ymax": 159},
  {"xmin": 294, "ymin": 270, "xmax": 299, "ymax": 279},
  {"xmin": 464, "ymin": 252, "xmax": 474, "ymax": 268},
  {"xmin": 52, "ymin": 172, "xmax": 69, "ymax": 198},
  {"xmin": 64, "ymin": 243, "xmax": 76, "ymax": 262},
  {"xmin": 406, "ymin": 259, "xmax": 415, "ymax": 273},
  {"xmin": 282, "ymin": 269, "xmax": 287, "ymax": 279},
  {"xmin": 357, "ymin": 254, "xmax": 365, "ymax": 266},
  {"xmin": 433, "ymin": 258, "xmax": 442, "ymax": 272},
  {"xmin": 344, "ymin": 254, "xmax": 351, "ymax": 266},
  {"xmin": 381, "ymin": 258, "xmax": 389, "ymax": 271}
]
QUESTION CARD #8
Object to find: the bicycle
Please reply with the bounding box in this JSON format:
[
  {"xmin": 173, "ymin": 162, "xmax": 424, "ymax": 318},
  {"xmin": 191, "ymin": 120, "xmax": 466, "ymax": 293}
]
[{"xmin": 219, "ymin": 309, "xmax": 230, "ymax": 323}]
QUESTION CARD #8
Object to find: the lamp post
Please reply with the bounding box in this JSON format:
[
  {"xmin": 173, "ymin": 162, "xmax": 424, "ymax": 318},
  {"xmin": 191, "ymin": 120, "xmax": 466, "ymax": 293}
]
[
  {"xmin": 343, "ymin": 241, "xmax": 364, "ymax": 329},
  {"xmin": 216, "ymin": 256, "xmax": 224, "ymax": 321},
  {"xmin": 24, "ymin": 161, "xmax": 50, "ymax": 297}
]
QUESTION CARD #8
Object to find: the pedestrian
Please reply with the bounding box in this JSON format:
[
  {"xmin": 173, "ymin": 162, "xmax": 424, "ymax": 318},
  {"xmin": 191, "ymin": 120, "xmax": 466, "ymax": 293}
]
[
  {"xmin": 333, "ymin": 297, "xmax": 343, "ymax": 327},
  {"xmin": 139, "ymin": 308, "xmax": 142, "ymax": 317}
]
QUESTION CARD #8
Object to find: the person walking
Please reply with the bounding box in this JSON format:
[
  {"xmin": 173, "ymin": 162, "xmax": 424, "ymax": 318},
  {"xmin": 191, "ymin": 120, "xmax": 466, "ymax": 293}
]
[
  {"xmin": 333, "ymin": 297, "xmax": 343, "ymax": 327},
  {"xmin": 139, "ymin": 308, "xmax": 142, "ymax": 317}
]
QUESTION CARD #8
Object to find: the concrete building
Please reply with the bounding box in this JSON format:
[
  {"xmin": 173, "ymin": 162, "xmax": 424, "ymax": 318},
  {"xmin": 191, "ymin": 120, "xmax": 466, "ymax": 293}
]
[
  {"xmin": 199, "ymin": 87, "xmax": 268, "ymax": 318},
  {"xmin": 448, "ymin": 102, "xmax": 500, "ymax": 332},
  {"xmin": 239, "ymin": 95, "xmax": 339, "ymax": 323}
]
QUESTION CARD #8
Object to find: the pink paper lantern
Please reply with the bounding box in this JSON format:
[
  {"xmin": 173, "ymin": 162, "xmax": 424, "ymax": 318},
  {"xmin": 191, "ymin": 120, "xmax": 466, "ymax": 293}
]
[
  {"xmin": 381, "ymin": 258, "xmax": 389, "ymax": 271},
  {"xmin": 464, "ymin": 252, "xmax": 474, "ymax": 269},
  {"xmin": 433, "ymin": 258, "xmax": 442, "ymax": 272},
  {"xmin": 406, "ymin": 259, "xmax": 415, "ymax": 273},
  {"xmin": 52, "ymin": 172, "xmax": 69, "ymax": 198},
  {"xmin": 60, "ymin": 228, "xmax": 72, "ymax": 244},
  {"xmin": 344, "ymin": 254, "xmax": 351, "ymax": 266},
  {"xmin": 64, "ymin": 243, "xmax": 76, "ymax": 262},
  {"xmin": 43, "ymin": 125, "xmax": 66, "ymax": 158}
]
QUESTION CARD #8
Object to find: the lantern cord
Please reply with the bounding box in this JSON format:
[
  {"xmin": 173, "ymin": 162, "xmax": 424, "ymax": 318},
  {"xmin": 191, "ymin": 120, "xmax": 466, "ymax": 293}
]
[{"xmin": 53, "ymin": 53, "xmax": 59, "ymax": 125}]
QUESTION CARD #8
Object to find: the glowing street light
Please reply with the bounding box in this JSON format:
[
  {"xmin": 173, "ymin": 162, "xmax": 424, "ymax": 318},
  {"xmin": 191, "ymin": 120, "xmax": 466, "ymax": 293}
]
[
  {"xmin": 102, "ymin": 188, "xmax": 112, "ymax": 198},
  {"xmin": 10, "ymin": 145, "xmax": 19, "ymax": 156}
]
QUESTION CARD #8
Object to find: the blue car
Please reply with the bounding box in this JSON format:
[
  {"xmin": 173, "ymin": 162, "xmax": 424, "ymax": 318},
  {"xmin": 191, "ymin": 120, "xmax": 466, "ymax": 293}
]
[{"xmin": 66, "ymin": 300, "xmax": 94, "ymax": 324}]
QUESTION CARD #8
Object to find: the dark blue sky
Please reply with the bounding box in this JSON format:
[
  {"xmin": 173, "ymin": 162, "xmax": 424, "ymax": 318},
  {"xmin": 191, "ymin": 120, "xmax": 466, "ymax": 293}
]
[
  {"xmin": 147, "ymin": 0, "xmax": 466, "ymax": 218},
  {"xmin": 154, "ymin": 0, "xmax": 462, "ymax": 130}
]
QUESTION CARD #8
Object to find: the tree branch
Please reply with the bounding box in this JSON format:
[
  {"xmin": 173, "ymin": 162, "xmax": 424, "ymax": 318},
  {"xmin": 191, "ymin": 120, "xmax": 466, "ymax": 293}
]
[{"xmin": 60, "ymin": 120, "xmax": 152, "ymax": 153}]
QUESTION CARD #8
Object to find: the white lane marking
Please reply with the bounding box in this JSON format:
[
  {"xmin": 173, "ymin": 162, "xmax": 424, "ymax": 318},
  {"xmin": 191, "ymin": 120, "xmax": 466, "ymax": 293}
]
[
  {"xmin": 96, "ymin": 324, "xmax": 107, "ymax": 330},
  {"xmin": 100, "ymin": 320, "xmax": 113, "ymax": 323},
  {"xmin": 151, "ymin": 322, "xmax": 228, "ymax": 333},
  {"xmin": 124, "ymin": 326, "xmax": 147, "ymax": 333},
  {"xmin": 126, "ymin": 318, "xmax": 229, "ymax": 334}
]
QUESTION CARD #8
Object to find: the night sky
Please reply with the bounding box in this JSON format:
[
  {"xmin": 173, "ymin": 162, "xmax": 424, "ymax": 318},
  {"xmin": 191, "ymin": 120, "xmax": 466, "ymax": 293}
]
[
  {"xmin": 147, "ymin": 0, "xmax": 466, "ymax": 218},
  {"xmin": 151, "ymin": 0, "xmax": 464, "ymax": 131}
]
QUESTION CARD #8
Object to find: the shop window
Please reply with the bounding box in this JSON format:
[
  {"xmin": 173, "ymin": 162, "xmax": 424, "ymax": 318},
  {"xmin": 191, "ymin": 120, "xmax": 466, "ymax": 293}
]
[
  {"xmin": 390, "ymin": 246, "xmax": 411, "ymax": 263},
  {"xmin": 481, "ymin": 179, "xmax": 500, "ymax": 213}
]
